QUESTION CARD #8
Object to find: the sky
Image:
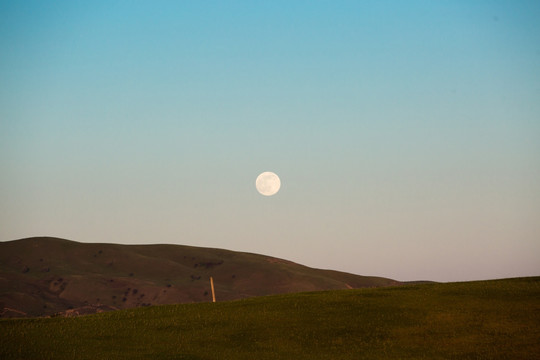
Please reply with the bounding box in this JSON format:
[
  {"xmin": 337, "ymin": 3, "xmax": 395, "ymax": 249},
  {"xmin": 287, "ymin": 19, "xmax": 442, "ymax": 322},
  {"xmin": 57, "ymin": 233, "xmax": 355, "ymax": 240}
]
[{"xmin": 1, "ymin": 1, "xmax": 539, "ymax": 282}]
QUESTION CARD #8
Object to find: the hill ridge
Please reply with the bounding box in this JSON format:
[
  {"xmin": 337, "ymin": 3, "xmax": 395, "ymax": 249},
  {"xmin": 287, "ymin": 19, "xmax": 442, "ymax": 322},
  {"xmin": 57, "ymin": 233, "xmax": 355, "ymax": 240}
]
[{"xmin": 0, "ymin": 237, "xmax": 400, "ymax": 317}]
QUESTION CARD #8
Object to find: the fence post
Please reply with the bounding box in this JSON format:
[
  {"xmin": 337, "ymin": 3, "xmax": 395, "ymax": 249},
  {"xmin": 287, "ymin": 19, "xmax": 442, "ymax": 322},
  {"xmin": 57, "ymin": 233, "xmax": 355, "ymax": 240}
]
[{"xmin": 210, "ymin": 276, "xmax": 216, "ymax": 303}]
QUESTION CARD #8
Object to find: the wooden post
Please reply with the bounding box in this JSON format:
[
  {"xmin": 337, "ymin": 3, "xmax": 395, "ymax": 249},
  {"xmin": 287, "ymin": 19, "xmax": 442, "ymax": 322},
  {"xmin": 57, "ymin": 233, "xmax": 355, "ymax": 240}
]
[{"xmin": 210, "ymin": 276, "xmax": 216, "ymax": 303}]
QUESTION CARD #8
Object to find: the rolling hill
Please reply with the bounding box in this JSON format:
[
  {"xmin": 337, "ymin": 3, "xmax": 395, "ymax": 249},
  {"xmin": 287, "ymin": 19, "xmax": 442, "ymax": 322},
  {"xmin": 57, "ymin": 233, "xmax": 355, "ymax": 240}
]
[{"xmin": 0, "ymin": 237, "xmax": 399, "ymax": 317}]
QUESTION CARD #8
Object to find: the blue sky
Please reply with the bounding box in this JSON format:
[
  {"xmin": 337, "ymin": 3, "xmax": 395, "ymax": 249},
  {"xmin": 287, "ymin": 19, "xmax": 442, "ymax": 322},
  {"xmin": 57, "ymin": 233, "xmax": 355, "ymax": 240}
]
[{"xmin": 1, "ymin": 1, "xmax": 539, "ymax": 281}]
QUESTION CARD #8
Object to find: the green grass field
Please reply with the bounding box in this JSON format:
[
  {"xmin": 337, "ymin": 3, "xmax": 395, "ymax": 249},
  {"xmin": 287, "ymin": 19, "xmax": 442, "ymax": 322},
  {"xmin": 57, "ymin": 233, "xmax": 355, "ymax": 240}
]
[{"xmin": 2, "ymin": 277, "xmax": 539, "ymax": 359}]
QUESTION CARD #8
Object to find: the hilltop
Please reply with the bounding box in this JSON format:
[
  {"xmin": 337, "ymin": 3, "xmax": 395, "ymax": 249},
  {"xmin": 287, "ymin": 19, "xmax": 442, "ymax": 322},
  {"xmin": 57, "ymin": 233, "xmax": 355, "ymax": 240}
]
[{"xmin": 0, "ymin": 237, "xmax": 399, "ymax": 317}]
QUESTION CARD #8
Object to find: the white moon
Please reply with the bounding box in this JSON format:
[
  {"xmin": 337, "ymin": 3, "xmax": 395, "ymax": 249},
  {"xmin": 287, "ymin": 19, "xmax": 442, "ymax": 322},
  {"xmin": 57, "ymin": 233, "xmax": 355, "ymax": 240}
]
[{"xmin": 255, "ymin": 172, "xmax": 281, "ymax": 196}]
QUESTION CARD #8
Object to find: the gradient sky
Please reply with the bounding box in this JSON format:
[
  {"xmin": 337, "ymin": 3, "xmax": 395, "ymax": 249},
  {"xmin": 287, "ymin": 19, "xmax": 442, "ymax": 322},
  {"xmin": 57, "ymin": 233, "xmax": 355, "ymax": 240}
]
[{"xmin": 1, "ymin": 1, "xmax": 539, "ymax": 282}]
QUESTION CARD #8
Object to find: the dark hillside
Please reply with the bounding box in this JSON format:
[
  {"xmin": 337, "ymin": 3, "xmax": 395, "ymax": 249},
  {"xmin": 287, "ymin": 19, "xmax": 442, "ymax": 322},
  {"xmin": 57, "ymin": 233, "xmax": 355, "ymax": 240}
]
[{"xmin": 0, "ymin": 237, "xmax": 399, "ymax": 317}]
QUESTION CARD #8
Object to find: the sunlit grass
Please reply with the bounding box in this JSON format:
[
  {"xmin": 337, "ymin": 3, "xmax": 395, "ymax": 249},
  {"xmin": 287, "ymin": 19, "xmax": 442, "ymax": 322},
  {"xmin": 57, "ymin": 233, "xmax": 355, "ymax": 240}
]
[{"xmin": 2, "ymin": 277, "xmax": 539, "ymax": 359}]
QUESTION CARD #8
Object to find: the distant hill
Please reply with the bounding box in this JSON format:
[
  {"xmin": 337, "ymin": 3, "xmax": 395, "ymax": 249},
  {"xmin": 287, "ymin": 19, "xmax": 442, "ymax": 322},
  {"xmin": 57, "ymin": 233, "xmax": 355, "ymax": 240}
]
[{"xmin": 0, "ymin": 237, "xmax": 400, "ymax": 317}]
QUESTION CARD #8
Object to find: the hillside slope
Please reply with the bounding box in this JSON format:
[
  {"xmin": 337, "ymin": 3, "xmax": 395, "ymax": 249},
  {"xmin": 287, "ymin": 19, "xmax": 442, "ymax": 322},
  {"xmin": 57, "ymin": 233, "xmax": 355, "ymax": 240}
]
[{"xmin": 0, "ymin": 237, "xmax": 399, "ymax": 317}]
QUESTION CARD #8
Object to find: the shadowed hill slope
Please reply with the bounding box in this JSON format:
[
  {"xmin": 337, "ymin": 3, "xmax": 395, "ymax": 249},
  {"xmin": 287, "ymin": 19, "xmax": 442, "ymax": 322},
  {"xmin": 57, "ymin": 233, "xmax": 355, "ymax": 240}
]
[{"xmin": 0, "ymin": 237, "xmax": 400, "ymax": 317}]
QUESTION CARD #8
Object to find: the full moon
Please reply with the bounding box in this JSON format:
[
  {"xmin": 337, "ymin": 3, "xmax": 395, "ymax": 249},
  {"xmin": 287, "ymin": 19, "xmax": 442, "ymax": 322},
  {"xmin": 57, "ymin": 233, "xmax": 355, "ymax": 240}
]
[{"xmin": 255, "ymin": 172, "xmax": 281, "ymax": 196}]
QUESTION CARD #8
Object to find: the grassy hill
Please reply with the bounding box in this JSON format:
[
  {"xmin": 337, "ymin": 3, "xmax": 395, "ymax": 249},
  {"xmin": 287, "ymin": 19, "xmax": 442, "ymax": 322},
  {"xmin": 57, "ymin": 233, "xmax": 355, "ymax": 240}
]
[
  {"xmin": 1, "ymin": 277, "xmax": 539, "ymax": 359},
  {"xmin": 0, "ymin": 237, "xmax": 398, "ymax": 317}
]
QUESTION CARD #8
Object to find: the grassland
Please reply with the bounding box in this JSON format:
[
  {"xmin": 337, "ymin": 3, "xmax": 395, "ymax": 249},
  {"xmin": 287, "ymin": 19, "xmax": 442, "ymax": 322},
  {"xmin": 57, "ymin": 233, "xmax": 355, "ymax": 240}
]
[{"xmin": 1, "ymin": 277, "xmax": 539, "ymax": 359}]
